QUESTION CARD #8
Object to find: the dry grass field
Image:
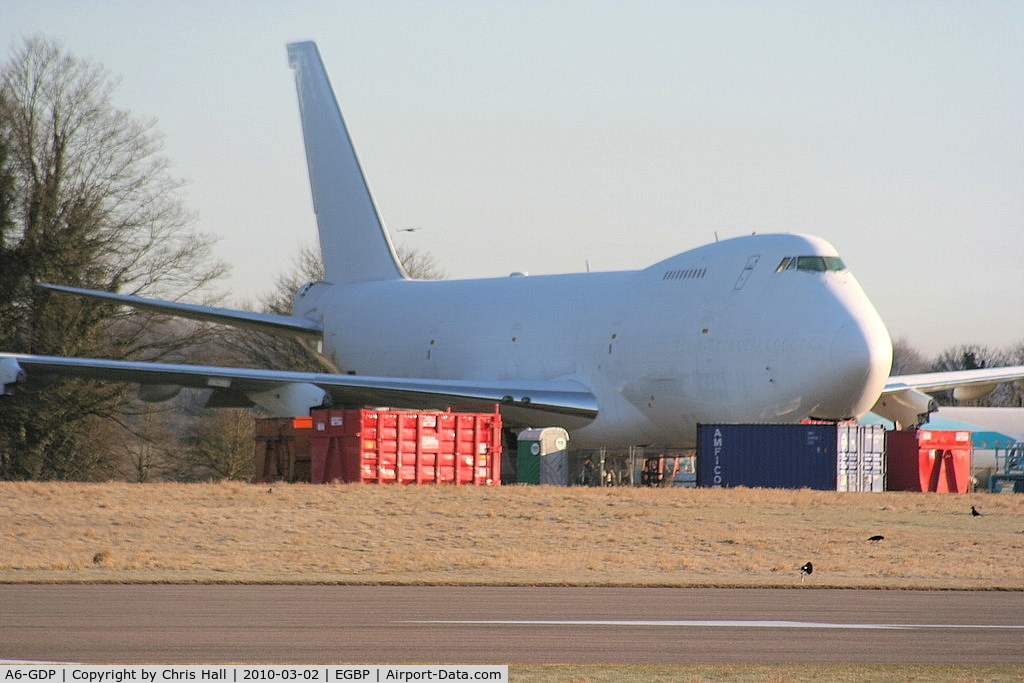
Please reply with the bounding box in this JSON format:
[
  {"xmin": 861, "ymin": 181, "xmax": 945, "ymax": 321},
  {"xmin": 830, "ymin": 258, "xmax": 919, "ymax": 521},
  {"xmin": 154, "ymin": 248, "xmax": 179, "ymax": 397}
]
[{"xmin": 1, "ymin": 481, "xmax": 1022, "ymax": 588}]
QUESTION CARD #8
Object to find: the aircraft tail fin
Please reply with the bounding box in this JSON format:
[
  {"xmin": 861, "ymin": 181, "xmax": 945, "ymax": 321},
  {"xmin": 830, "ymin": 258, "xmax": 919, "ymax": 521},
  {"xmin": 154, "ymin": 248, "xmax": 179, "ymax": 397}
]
[{"xmin": 287, "ymin": 41, "xmax": 406, "ymax": 284}]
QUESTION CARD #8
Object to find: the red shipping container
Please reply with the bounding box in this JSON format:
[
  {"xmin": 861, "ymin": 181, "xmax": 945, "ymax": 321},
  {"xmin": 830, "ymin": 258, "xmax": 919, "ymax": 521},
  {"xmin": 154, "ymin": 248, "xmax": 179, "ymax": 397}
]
[
  {"xmin": 885, "ymin": 429, "xmax": 972, "ymax": 493},
  {"xmin": 309, "ymin": 406, "xmax": 502, "ymax": 485}
]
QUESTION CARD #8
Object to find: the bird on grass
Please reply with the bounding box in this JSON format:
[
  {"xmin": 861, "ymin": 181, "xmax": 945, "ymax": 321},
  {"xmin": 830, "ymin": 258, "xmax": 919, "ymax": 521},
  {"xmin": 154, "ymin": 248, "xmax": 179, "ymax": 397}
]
[
  {"xmin": 799, "ymin": 562, "xmax": 813, "ymax": 581},
  {"xmin": 971, "ymin": 505, "xmax": 981, "ymax": 517},
  {"xmin": 867, "ymin": 535, "xmax": 885, "ymax": 542}
]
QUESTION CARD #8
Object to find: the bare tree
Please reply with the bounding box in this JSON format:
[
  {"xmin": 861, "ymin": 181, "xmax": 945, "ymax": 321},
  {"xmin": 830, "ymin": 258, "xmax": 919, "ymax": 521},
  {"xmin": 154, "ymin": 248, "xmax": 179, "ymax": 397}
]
[
  {"xmin": 396, "ymin": 242, "xmax": 446, "ymax": 281},
  {"xmin": 999, "ymin": 339, "xmax": 1024, "ymax": 408},
  {"xmin": 930, "ymin": 345, "xmax": 1000, "ymax": 373},
  {"xmin": 890, "ymin": 336, "xmax": 930, "ymax": 376},
  {"xmin": 177, "ymin": 408, "xmax": 255, "ymax": 481},
  {"xmin": 0, "ymin": 36, "xmax": 227, "ymax": 479}
]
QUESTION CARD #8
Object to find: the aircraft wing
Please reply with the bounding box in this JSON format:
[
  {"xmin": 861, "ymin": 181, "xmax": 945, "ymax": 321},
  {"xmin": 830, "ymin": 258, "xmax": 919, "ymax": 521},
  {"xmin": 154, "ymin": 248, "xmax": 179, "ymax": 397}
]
[
  {"xmin": 874, "ymin": 365, "xmax": 1024, "ymax": 428},
  {"xmin": 885, "ymin": 366, "xmax": 1024, "ymax": 395},
  {"xmin": 0, "ymin": 353, "xmax": 598, "ymax": 429},
  {"xmin": 38, "ymin": 283, "xmax": 321, "ymax": 339}
]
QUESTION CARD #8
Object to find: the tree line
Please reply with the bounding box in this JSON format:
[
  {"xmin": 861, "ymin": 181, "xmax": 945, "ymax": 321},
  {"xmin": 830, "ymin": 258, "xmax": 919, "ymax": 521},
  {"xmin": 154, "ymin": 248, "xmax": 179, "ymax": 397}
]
[
  {"xmin": 0, "ymin": 36, "xmax": 228, "ymax": 480},
  {"xmin": 0, "ymin": 37, "xmax": 1018, "ymax": 481}
]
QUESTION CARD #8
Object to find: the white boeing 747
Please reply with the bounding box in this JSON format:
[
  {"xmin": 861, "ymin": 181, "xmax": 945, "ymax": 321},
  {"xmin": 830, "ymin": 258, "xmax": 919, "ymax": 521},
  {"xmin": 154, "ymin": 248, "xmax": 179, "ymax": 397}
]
[{"xmin": 2, "ymin": 41, "xmax": 1023, "ymax": 449}]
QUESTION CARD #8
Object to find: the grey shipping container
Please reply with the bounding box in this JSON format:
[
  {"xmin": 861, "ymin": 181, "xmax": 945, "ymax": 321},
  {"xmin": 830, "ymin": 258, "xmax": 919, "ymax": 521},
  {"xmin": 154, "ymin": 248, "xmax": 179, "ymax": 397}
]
[
  {"xmin": 697, "ymin": 423, "xmax": 886, "ymax": 490},
  {"xmin": 836, "ymin": 423, "xmax": 886, "ymax": 492}
]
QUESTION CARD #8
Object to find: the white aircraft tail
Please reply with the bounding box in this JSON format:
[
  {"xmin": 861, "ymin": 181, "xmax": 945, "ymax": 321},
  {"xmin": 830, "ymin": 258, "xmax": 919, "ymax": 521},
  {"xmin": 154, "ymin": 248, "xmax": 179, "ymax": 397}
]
[{"xmin": 287, "ymin": 41, "xmax": 406, "ymax": 284}]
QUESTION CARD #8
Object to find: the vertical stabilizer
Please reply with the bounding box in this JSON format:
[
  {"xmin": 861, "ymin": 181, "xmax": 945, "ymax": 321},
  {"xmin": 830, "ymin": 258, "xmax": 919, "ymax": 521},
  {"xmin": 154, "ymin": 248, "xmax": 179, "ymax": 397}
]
[{"xmin": 287, "ymin": 41, "xmax": 406, "ymax": 284}]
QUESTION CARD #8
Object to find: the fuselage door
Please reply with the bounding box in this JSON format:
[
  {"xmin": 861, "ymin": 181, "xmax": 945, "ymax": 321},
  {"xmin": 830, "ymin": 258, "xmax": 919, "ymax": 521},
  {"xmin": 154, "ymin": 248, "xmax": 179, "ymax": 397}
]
[{"xmin": 733, "ymin": 255, "xmax": 760, "ymax": 291}]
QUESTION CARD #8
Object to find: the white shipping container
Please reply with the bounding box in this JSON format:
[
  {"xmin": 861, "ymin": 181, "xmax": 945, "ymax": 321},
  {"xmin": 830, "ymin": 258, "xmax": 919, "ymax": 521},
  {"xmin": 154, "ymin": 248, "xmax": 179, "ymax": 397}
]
[{"xmin": 837, "ymin": 424, "xmax": 886, "ymax": 492}]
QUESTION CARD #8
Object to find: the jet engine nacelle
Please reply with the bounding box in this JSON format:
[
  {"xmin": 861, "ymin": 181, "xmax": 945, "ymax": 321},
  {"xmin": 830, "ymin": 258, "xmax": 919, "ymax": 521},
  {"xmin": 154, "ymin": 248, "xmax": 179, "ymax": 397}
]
[
  {"xmin": 952, "ymin": 382, "xmax": 997, "ymax": 402},
  {"xmin": 138, "ymin": 384, "xmax": 183, "ymax": 403},
  {"xmin": 247, "ymin": 382, "xmax": 331, "ymax": 416},
  {"xmin": 0, "ymin": 357, "xmax": 26, "ymax": 395}
]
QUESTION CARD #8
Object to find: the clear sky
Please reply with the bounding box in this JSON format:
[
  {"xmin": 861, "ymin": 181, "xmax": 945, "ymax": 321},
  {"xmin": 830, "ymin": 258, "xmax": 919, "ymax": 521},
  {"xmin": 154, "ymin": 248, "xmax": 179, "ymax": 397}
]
[{"xmin": 5, "ymin": 1, "xmax": 1023, "ymax": 357}]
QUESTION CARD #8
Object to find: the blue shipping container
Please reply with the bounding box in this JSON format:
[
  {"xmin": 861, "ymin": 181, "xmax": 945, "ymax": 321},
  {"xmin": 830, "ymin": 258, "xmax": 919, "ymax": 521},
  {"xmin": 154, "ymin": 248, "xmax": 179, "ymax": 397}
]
[{"xmin": 697, "ymin": 423, "xmax": 838, "ymax": 489}]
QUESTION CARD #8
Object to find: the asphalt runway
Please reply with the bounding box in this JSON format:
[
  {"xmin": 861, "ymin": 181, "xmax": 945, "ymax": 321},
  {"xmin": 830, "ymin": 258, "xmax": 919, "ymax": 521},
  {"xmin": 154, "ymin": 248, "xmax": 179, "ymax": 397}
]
[{"xmin": 2, "ymin": 585, "xmax": 1023, "ymax": 665}]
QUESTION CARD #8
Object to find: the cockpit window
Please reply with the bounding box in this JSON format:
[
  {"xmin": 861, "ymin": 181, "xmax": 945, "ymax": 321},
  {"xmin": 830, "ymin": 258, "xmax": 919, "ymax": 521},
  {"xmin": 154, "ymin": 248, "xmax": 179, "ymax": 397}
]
[{"xmin": 775, "ymin": 256, "xmax": 846, "ymax": 273}]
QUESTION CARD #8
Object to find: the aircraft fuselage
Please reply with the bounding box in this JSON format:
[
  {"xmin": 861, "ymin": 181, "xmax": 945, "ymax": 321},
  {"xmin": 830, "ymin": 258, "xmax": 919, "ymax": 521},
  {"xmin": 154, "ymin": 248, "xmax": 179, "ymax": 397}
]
[{"xmin": 299, "ymin": 232, "xmax": 893, "ymax": 448}]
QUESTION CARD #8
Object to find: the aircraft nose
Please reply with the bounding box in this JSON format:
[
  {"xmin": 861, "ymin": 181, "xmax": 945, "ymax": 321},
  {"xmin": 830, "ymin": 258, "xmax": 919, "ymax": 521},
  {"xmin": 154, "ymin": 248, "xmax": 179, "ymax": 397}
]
[{"xmin": 823, "ymin": 317, "xmax": 892, "ymax": 419}]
